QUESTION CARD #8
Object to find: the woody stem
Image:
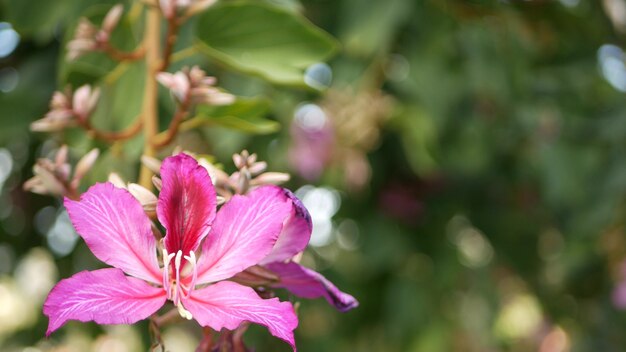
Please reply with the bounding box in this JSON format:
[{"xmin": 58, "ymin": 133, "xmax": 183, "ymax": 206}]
[{"xmin": 138, "ymin": 1, "xmax": 161, "ymax": 189}]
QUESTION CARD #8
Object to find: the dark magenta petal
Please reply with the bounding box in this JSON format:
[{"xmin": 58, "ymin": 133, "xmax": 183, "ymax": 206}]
[
  {"xmin": 183, "ymin": 281, "xmax": 298, "ymax": 351},
  {"xmin": 267, "ymin": 262, "xmax": 359, "ymax": 313},
  {"xmin": 195, "ymin": 186, "xmax": 292, "ymax": 284},
  {"xmin": 158, "ymin": 153, "xmax": 217, "ymax": 255},
  {"xmin": 64, "ymin": 182, "xmax": 161, "ymax": 283},
  {"xmin": 260, "ymin": 189, "xmax": 312, "ymax": 264},
  {"xmin": 44, "ymin": 268, "xmax": 166, "ymax": 336}
]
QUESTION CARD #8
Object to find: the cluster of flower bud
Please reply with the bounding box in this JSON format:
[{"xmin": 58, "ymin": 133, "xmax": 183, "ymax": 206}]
[
  {"xmin": 141, "ymin": 149, "xmax": 289, "ymax": 201},
  {"xmin": 30, "ymin": 85, "xmax": 100, "ymax": 132},
  {"xmin": 158, "ymin": 0, "xmax": 217, "ymax": 19},
  {"xmin": 23, "ymin": 146, "xmax": 99, "ymax": 198},
  {"xmin": 67, "ymin": 5, "xmax": 124, "ymax": 60},
  {"xmin": 230, "ymin": 150, "xmax": 290, "ymax": 195},
  {"xmin": 157, "ymin": 66, "xmax": 235, "ymax": 106}
]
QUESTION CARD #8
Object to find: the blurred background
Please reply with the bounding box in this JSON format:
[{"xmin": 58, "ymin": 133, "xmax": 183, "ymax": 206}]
[{"xmin": 3, "ymin": 0, "xmax": 626, "ymax": 351}]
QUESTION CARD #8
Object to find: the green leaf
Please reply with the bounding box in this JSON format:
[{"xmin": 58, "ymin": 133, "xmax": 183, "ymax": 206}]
[
  {"xmin": 194, "ymin": 1, "xmax": 338, "ymax": 86},
  {"xmin": 339, "ymin": 0, "xmax": 413, "ymax": 57},
  {"xmin": 6, "ymin": 0, "xmax": 77, "ymax": 41},
  {"xmin": 390, "ymin": 106, "xmax": 438, "ymax": 176},
  {"xmin": 194, "ymin": 99, "xmax": 280, "ymax": 134},
  {"xmin": 0, "ymin": 52, "xmax": 58, "ymax": 141}
]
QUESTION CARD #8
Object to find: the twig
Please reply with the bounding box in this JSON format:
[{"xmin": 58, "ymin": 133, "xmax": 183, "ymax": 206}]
[
  {"xmin": 149, "ymin": 315, "xmax": 165, "ymax": 352},
  {"xmin": 152, "ymin": 307, "xmax": 182, "ymax": 327},
  {"xmin": 158, "ymin": 16, "xmax": 181, "ymax": 72},
  {"xmin": 77, "ymin": 116, "xmax": 143, "ymax": 142},
  {"xmin": 195, "ymin": 327, "xmax": 214, "ymax": 352},
  {"xmin": 152, "ymin": 89, "xmax": 192, "ymax": 148},
  {"xmin": 103, "ymin": 42, "xmax": 146, "ymax": 62},
  {"xmin": 152, "ymin": 106, "xmax": 190, "ymax": 148}
]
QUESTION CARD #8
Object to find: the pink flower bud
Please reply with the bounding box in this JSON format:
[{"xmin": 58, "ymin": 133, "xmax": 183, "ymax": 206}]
[
  {"xmin": 159, "ymin": 0, "xmax": 176, "ymax": 18},
  {"xmin": 66, "ymin": 19, "xmax": 99, "ymax": 60},
  {"xmin": 30, "ymin": 114, "xmax": 73, "ymax": 132},
  {"xmin": 107, "ymin": 172, "xmax": 126, "ymax": 188},
  {"xmin": 75, "ymin": 18, "xmax": 98, "ymax": 40},
  {"xmin": 72, "ymin": 148, "xmax": 100, "ymax": 187},
  {"xmin": 157, "ymin": 71, "xmax": 190, "ymax": 102},
  {"xmin": 55, "ymin": 145, "xmax": 70, "ymax": 169},
  {"xmin": 24, "ymin": 159, "xmax": 67, "ymax": 197},
  {"xmin": 31, "ymin": 91, "xmax": 75, "ymax": 132},
  {"xmin": 248, "ymin": 161, "xmax": 267, "ymax": 175},
  {"xmin": 152, "ymin": 176, "xmax": 163, "ymax": 191},
  {"xmin": 50, "ymin": 91, "xmax": 71, "ymax": 110},
  {"xmin": 72, "ymin": 85, "xmax": 100, "ymax": 120},
  {"xmin": 102, "ymin": 4, "xmax": 124, "ymax": 34},
  {"xmin": 186, "ymin": 0, "xmax": 217, "ymax": 17},
  {"xmin": 141, "ymin": 155, "xmax": 163, "ymax": 175},
  {"xmin": 233, "ymin": 153, "xmax": 245, "ymax": 169},
  {"xmin": 251, "ymin": 172, "xmax": 291, "ymax": 186},
  {"xmin": 128, "ymin": 183, "xmax": 158, "ymax": 209}
]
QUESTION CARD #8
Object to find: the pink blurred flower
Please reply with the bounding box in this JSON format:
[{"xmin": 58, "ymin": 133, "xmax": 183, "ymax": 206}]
[
  {"xmin": 288, "ymin": 106, "xmax": 334, "ymax": 181},
  {"xmin": 43, "ymin": 154, "xmax": 298, "ymax": 349},
  {"xmin": 613, "ymin": 260, "xmax": 626, "ymax": 309}
]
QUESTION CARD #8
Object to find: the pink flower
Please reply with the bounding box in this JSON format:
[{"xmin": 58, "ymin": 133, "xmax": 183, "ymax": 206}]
[
  {"xmin": 258, "ymin": 190, "xmax": 359, "ymax": 312},
  {"xmin": 43, "ymin": 154, "xmax": 298, "ymax": 349}
]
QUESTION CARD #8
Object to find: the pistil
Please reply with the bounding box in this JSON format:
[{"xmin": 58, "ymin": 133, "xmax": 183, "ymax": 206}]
[{"xmin": 162, "ymin": 247, "xmax": 197, "ymax": 319}]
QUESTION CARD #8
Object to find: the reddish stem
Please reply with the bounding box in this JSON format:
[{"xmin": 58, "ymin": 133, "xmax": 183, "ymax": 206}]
[
  {"xmin": 102, "ymin": 42, "xmax": 146, "ymax": 61},
  {"xmin": 77, "ymin": 116, "xmax": 143, "ymax": 142},
  {"xmin": 158, "ymin": 16, "xmax": 180, "ymax": 72}
]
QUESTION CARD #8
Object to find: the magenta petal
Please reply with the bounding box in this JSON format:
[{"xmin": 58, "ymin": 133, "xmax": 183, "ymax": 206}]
[
  {"xmin": 157, "ymin": 154, "xmax": 216, "ymax": 255},
  {"xmin": 183, "ymin": 281, "xmax": 298, "ymax": 351},
  {"xmin": 260, "ymin": 189, "xmax": 312, "ymax": 265},
  {"xmin": 195, "ymin": 186, "xmax": 291, "ymax": 284},
  {"xmin": 65, "ymin": 182, "xmax": 161, "ymax": 283},
  {"xmin": 267, "ymin": 262, "xmax": 359, "ymax": 313},
  {"xmin": 43, "ymin": 268, "xmax": 166, "ymax": 336}
]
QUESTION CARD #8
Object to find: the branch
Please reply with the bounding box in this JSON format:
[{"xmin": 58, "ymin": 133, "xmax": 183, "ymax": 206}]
[{"xmin": 138, "ymin": 4, "xmax": 162, "ymax": 189}]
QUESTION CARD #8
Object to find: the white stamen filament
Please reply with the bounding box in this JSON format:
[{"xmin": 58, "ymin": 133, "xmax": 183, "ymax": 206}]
[
  {"xmin": 183, "ymin": 251, "xmax": 197, "ymax": 299},
  {"xmin": 162, "ymin": 248, "xmax": 176, "ymax": 300},
  {"xmin": 162, "ymin": 248, "xmax": 198, "ymax": 320},
  {"xmin": 173, "ymin": 250, "xmax": 183, "ymax": 305}
]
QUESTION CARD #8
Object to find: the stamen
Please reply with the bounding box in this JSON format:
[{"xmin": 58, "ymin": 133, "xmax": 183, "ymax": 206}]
[
  {"xmin": 177, "ymin": 301, "xmax": 193, "ymax": 320},
  {"xmin": 162, "ymin": 248, "xmax": 175, "ymax": 299},
  {"xmin": 173, "ymin": 250, "xmax": 183, "ymax": 304},
  {"xmin": 183, "ymin": 250, "xmax": 197, "ymax": 298}
]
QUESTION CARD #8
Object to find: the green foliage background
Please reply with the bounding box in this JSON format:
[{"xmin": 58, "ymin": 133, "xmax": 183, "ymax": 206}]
[{"xmin": 2, "ymin": 0, "xmax": 626, "ymax": 351}]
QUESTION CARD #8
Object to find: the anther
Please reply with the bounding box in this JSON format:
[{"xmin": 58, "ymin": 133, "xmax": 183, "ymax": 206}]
[{"xmin": 177, "ymin": 301, "xmax": 193, "ymax": 320}]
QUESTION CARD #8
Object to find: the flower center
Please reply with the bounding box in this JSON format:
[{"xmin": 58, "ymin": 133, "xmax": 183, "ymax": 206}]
[{"xmin": 162, "ymin": 248, "xmax": 197, "ymax": 320}]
